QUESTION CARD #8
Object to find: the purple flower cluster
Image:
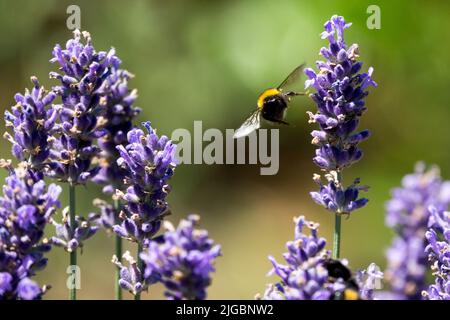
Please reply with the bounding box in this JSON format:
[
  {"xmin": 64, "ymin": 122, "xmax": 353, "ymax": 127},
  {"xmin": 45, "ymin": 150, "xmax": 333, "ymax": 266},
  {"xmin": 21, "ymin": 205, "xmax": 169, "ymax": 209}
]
[
  {"xmin": 311, "ymin": 174, "xmax": 368, "ymax": 214},
  {"xmin": 0, "ymin": 162, "xmax": 61, "ymax": 299},
  {"xmin": 3, "ymin": 31, "xmax": 136, "ymax": 261},
  {"xmin": 4, "ymin": 29, "xmax": 140, "ymax": 221},
  {"xmin": 305, "ymin": 15, "xmax": 376, "ymax": 214},
  {"xmin": 260, "ymin": 216, "xmax": 338, "ymax": 300},
  {"xmin": 5, "ymin": 30, "xmax": 127, "ymax": 186},
  {"xmin": 423, "ymin": 207, "xmax": 450, "ymax": 300},
  {"xmin": 385, "ymin": 163, "xmax": 450, "ymax": 299},
  {"xmin": 140, "ymin": 215, "xmax": 221, "ymax": 300},
  {"xmin": 46, "ymin": 30, "xmax": 120, "ymax": 184},
  {"xmin": 93, "ymin": 69, "xmax": 141, "ymax": 194},
  {"xmin": 4, "ymin": 77, "xmax": 58, "ymax": 169},
  {"xmin": 49, "ymin": 208, "xmax": 98, "ymax": 253},
  {"xmin": 259, "ymin": 215, "xmax": 383, "ymax": 300},
  {"xmin": 111, "ymin": 250, "xmax": 155, "ymax": 296},
  {"xmin": 113, "ymin": 122, "xmax": 177, "ymax": 243},
  {"xmin": 91, "ymin": 199, "xmax": 117, "ymax": 232},
  {"xmin": 2, "ymin": 29, "xmax": 219, "ymax": 300}
]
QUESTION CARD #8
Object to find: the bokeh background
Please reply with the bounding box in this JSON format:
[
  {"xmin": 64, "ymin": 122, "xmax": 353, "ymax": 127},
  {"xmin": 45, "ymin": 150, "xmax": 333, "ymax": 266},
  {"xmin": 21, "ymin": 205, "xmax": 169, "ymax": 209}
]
[{"xmin": 0, "ymin": 0, "xmax": 449, "ymax": 299}]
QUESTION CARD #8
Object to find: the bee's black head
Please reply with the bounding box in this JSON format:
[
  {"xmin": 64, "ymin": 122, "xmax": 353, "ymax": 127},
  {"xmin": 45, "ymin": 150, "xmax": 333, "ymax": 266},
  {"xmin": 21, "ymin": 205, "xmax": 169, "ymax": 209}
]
[
  {"xmin": 324, "ymin": 259, "xmax": 352, "ymax": 281},
  {"xmin": 324, "ymin": 259, "xmax": 361, "ymax": 300}
]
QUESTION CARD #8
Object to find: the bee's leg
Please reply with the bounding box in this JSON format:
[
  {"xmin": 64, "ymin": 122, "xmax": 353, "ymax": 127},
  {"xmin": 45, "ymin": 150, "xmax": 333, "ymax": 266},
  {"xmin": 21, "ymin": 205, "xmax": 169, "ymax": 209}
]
[{"xmin": 285, "ymin": 91, "xmax": 306, "ymax": 97}]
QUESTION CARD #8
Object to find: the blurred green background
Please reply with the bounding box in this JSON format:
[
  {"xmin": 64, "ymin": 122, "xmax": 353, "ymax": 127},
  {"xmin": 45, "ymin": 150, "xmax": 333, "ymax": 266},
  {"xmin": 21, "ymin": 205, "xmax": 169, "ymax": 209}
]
[{"xmin": 0, "ymin": 0, "xmax": 449, "ymax": 299}]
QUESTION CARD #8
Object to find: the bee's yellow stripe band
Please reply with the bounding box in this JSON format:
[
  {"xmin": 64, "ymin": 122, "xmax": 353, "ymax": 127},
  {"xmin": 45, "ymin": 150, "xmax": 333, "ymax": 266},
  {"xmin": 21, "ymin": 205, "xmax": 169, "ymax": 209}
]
[
  {"xmin": 257, "ymin": 88, "xmax": 280, "ymax": 109},
  {"xmin": 344, "ymin": 289, "xmax": 359, "ymax": 300}
]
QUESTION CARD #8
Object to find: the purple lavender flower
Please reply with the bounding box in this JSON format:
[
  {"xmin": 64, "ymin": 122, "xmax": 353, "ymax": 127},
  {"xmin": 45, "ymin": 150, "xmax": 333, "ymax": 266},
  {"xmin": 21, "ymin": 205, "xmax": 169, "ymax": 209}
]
[
  {"xmin": 259, "ymin": 216, "xmax": 343, "ymax": 300},
  {"xmin": 113, "ymin": 122, "xmax": 177, "ymax": 243},
  {"xmin": 0, "ymin": 272, "xmax": 13, "ymax": 296},
  {"xmin": 0, "ymin": 161, "xmax": 61, "ymax": 300},
  {"xmin": 92, "ymin": 69, "xmax": 141, "ymax": 194},
  {"xmin": 356, "ymin": 263, "xmax": 384, "ymax": 300},
  {"xmin": 46, "ymin": 30, "xmax": 120, "ymax": 185},
  {"xmin": 310, "ymin": 174, "xmax": 368, "ymax": 214},
  {"xmin": 49, "ymin": 207, "xmax": 99, "ymax": 253},
  {"xmin": 140, "ymin": 215, "xmax": 221, "ymax": 300},
  {"xmin": 305, "ymin": 15, "xmax": 376, "ymax": 215},
  {"xmin": 17, "ymin": 278, "xmax": 42, "ymax": 300},
  {"xmin": 385, "ymin": 163, "xmax": 450, "ymax": 299},
  {"xmin": 422, "ymin": 207, "xmax": 450, "ymax": 300},
  {"xmin": 0, "ymin": 161, "xmax": 61, "ymax": 254},
  {"xmin": 91, "ymin": 199, "xmax": 117, "ymax": 232},
  {"xmin": 111, "ymin": 250, "xmax": 153, "ymax": 296},
  {"xmin": 259, "ymin": 215, "xmax": 384, "ymax": 300},
  {"xmin": 108, "ymin": 121, "xmax": 177, "ymax": 299},
  {"xmin": 4, "ymin": 77, "xmax": 58, "ymax": 169}
]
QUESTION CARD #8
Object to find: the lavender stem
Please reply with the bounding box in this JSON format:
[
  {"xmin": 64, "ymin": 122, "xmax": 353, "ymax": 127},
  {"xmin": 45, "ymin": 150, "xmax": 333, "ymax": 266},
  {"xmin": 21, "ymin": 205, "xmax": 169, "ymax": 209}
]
[
  {"xmin": 69, "ymin": 183, "xmax": 77, "ymax": 300},
  {"xmin": 333, "ymin": 170, "xmax": 344, "ymax": 259},
  {"xmin": 135, "ymin": 243, "xmax": 143, "ymax": 300},
  {"xmin": 333, "ymin": 214, "xmax": 341, "ymax": 259}
]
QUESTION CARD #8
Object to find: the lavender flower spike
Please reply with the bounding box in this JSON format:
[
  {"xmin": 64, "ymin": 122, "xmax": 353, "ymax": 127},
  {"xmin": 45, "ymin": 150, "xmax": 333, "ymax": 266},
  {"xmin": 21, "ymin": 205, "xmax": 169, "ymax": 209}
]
[
  {"xmin": 140, "ymin": 215, "xmax": 221, "ymax": 300},
  {"xmin": 92, "ymin": 69, "xmax": 141, "ymax": 194},
  {"xmin": 422, "ymin": 207, "xmax": 450, "ymax": 300},
  {"xmin": 385, "ymin": 163, "xmax": 450, "ymax": 299},
  {"xmin": 113, "ymin": 122, "xmax": 177, "ymax": 243},
  {"xmin": 49, "ymin": 207, "xmax": 99, "ymax": 253},
  {"xmin": 112, "ymin": 251, "xmax": 150, "ymax": 296},
  {"xmin": 310, "ymin": 173, "xmax": 368, "ymax": 214},
  {"xmin": 305, "ymin": 15, "xmax": 376, "ymax": 216},
  {"xmin": 0, "ymin": 161, "xmax": 61, "ymax": 300},
  {"xmin": 4, "ymin": 77, "xmax": 58, "ymax": 169},
  {"xmin": 258, "ymin": 215, "xmax": 383, "ymax": 300},
  {"xmin": 259, "ymin": 216, "xmax": 340, "ymax": 300},
  {"xmin": 91, "ymin": 199, "xmax": 117, "ymax": 232},
  {"xmin": 47, "ymin": 30, "xmax": 120, "ymax": 184}
]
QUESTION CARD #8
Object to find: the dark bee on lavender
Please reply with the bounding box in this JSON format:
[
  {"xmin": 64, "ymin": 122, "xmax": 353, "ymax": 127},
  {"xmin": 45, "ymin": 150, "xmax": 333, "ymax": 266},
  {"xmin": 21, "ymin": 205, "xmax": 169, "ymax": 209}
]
[
  {"xmin": 233, "ymin": 64, "xmax": 305, "ymax": 139},
  {"xmin": 324, "ymin": 259, "xmax": 361, "ymax": 300}
]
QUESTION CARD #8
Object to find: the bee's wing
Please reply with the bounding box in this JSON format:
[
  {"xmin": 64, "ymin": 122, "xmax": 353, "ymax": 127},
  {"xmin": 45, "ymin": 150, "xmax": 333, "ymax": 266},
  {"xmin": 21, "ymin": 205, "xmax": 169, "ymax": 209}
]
[
  {"xmin": 233, "ymin": 109, "xmax": 261, "ymax": 139},
  {"xmin": 277, "ymin": 63, "xmax": 305, "ymax": 91}
]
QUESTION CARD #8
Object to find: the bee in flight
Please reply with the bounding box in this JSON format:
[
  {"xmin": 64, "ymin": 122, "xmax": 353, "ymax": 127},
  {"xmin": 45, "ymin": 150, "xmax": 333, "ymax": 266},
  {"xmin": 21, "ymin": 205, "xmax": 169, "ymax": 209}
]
[{"xmin": 233, "ymin": 64, "xmax": 306, "ymax": 139}]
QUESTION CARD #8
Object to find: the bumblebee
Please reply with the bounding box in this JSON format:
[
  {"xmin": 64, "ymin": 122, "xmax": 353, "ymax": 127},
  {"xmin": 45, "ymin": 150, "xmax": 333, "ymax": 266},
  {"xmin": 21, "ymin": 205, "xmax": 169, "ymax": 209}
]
[
  {"xmin": 324, "ymin": 259, "xmax": 361, "ymax": 300},
  {"xmin": 233, "ymin": 64, "xmax": 305, "ymax": 139}
]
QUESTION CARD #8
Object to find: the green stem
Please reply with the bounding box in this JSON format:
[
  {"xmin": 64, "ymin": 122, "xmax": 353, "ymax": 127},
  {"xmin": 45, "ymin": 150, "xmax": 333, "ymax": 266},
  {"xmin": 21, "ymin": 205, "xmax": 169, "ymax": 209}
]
[
  {"xmin": 69, "ymin": 183, "xmax": 77, "ymax": 300},
  {"xmin": 135, "ymin": 243, "xmax": 143, "ymax": 300},
  {"xmin": 332, "ymin": 170, "xmax": 344, "ymax": 259},
  {"xmin": 332, "ymin": 214, "xmax": 341, "ymax": 259},
  {"xmin": 114, "ymin": 199, "xmax": 123, "ymax": 300}
]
